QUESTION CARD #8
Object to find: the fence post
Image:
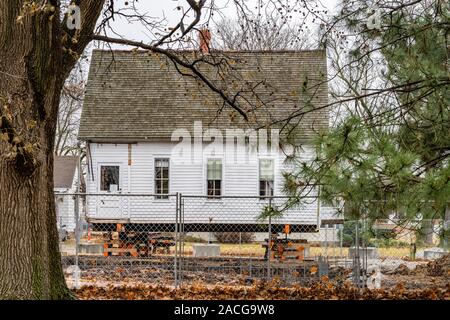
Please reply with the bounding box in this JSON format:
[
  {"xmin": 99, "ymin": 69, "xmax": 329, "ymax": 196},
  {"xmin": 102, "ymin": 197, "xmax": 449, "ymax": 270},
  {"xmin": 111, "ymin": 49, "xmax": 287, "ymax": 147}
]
[
  {"xmin": 72, "ymin": 193, "xmax": 81, "ymax": 289},
  {"xmin": 316, "ymin": 186, "xmax": 321, "ymax": 228},
  {"xmin": 267, "ymin": 197, "xmax": 272, "ymax": 282},
  {"xmin": 361, "ymin": 218, "xmax": 367, "ymax": 287},
  {"xmin": 180, "ymin": 195, "xmax": 184, "ymax": 281},
  {"xmin": 74, "ymin": 194, "xmax": 79, "ymax": 267},
  {"xmin": 174, "ymin": 192, "xmax": 180, "ymax": 288},
  {"xmin": 353, "ymin": 220, "xmax": 361, "ymax": 288},
  {"xmin": 332, "ymin": 224, "xmax": 336, "ymax": 260},
  {"xmin": 239, "ymin": 232, "xmax": 243, "ymax": 275}
]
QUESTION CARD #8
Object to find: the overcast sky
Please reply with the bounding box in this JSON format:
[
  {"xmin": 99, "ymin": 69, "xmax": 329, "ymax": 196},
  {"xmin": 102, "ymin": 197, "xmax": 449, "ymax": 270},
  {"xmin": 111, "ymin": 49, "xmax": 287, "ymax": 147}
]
[{"xmin": 92, "ymin": 0, "xmax": 339, "ymax": 50}]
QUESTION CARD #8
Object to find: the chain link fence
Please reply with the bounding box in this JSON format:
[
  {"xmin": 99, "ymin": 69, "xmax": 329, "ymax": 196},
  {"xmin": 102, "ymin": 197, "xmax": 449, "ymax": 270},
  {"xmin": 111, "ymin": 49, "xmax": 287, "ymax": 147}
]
[
  {"xmin": 60, "ymin": 193, "xmax": 179, "ymax": 288},
  {"xmin": 343, "ymin": 218, "xmax": 449, "ymax": 288},
  {"xmin": 175, "ymin": 195, "xmax": 339, "ymax": 286},
  {"xmin": 56, "ymin": 193, "xmax": 448, "ymax": 290}
]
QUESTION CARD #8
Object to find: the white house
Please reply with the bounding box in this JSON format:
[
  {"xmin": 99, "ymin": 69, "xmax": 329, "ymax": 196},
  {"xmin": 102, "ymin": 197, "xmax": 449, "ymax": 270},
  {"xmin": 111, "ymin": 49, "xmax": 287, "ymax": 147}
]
[
  {"xmin": 78, "ymin": 48, "xmax": 340, "ymax": 235},
  {"xmin": 54, "ymin": 155, "xmax": 80, "ymax": 232}
]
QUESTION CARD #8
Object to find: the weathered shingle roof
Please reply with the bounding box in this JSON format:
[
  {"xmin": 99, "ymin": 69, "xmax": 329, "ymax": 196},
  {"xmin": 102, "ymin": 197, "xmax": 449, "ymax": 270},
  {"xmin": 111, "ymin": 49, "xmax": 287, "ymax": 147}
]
[
  {"xmin": 54, "ymin": 156, "xmax": 78, "ymax": 189},
  {"xmin": 79, "ymin": 49, "xmax": 329, "ymax": 142}
]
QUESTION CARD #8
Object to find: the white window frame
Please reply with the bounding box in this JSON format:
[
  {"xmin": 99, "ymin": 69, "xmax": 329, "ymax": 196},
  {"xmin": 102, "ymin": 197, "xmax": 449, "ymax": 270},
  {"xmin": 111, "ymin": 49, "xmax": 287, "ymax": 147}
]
[
  {"xmin": 258, "ymin": 158, "xmax": 275, "ymax": 199},
  {"xmin": 154, "ymin": 157, "xmax": 170, "ymax": 200},
  {"xmin": 98, "ymin": 163, "xmax": 121, "ymax": 193},
  {"xmin": 205, "ymin": 158, "xmax": 224, "ymax": 199}
]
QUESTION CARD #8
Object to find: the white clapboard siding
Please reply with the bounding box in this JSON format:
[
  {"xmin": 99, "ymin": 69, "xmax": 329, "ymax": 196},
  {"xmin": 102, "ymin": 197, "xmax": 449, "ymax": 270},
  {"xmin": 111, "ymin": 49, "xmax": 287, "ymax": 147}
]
[
  {"xmin": 54, "ymin": 167, "xmax": 78, "ymax": 232},
  {"xmin": 86, "ymin": 143, "xmax": 129, "ymax": 219},
  {"xmin": 86, "ymin": 142, "xmax": 335, "ymax": 225},
  {"xmin": 55, "ymin": 191, "xmax": 74, "ymax": 231}
]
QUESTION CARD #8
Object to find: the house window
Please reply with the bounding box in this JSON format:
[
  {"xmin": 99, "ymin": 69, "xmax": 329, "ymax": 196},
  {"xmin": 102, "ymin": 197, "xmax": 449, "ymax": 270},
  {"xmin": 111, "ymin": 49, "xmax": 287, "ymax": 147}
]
[
  {"xmin": 155, "ymin": 158, "xmax": 169, "ymax": 199},
  {"xmin": 100, "ymin": 166, "xmax": 120, "ymax": 192},
  {"xmin": 207, "ymin": 159, "xmax": 222, "ymax": 198},
  {"xmin": 259, "ymin": 159, "xmax": 274, "ymax": 198}
]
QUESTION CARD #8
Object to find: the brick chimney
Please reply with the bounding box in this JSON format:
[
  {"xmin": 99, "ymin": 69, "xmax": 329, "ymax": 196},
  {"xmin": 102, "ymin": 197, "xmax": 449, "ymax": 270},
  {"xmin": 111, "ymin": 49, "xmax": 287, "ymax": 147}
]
[{"xmin": 199, "ymin": 29, "xmax": 211, "ymax": 54}]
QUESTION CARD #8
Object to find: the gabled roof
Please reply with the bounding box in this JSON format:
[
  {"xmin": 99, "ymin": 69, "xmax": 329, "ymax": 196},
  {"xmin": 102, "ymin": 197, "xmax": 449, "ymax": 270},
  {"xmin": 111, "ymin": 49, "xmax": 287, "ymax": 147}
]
[
  {"xmin": 54, "ymin": 156, "xmax": 78, "ymax": 189},
  {"xmin": 79, "ymin": 49, "xmax": 329, "ymax": 142}
]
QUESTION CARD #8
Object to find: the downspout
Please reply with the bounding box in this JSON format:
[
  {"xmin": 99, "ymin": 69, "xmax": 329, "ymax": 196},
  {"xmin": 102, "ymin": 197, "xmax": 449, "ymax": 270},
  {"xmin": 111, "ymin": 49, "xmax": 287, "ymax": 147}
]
[
  {"xmin": 128, "ymin": 143, "xmax": 132, "ymax": 193},
  {"xmin": 127, "ymin": 144, "xmax": 132, "ymax": 220},
  {"xmin": 87, "ymin": 141, "xmax": 94, "ymax": 181}
]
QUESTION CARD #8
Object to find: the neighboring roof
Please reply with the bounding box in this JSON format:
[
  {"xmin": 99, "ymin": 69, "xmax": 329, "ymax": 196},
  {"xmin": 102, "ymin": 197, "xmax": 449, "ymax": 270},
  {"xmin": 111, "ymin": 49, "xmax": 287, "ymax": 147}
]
[
  {"xmin": 79, "ymin": 49, "xmax": 329, "ymax": 142},
  {"xmin": 54, "ymin": 156, "xmax": 78, "ymax": 189}
]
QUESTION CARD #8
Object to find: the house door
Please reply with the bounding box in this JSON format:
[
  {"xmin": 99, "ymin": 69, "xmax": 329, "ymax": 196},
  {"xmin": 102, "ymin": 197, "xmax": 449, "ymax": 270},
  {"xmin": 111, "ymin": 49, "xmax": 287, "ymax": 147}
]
[{"xmin": 97, "ymin": 164, "xmax": 126, "ymax": 219}]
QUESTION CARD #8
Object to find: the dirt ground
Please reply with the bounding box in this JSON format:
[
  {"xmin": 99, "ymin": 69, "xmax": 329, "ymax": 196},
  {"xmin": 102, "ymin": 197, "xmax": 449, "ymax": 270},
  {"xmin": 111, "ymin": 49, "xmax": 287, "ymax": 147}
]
[
  {"xmin": 73, "ymin": 277, "xmax": 449, "ymax": 300},
  {"xmin": 381, "ymin": 254, "xmax": 450, "ymax": 290},
  {"xmin": 66, "ymin": 254, "xmax": 450, "ymax": 299},
  {"xmin": 60, "ymin": 239, "xmax": 417, "ymax": 259}
]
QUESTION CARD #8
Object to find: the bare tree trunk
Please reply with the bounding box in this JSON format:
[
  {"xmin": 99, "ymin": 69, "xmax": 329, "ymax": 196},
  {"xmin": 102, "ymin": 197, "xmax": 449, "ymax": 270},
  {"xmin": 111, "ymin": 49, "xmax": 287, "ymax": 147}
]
[
  {"xmin": 0, "ymin": 2, "xmax": 72, "ymax": 299},
  {"xmin": 0, "ymin": 154, "xmax": 73, "ymax": 299}
]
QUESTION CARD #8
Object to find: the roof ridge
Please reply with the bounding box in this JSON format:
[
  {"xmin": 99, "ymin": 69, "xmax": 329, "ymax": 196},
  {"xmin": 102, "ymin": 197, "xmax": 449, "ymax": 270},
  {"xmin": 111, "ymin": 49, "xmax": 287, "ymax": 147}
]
[{"xmin": 91, "ymin": 48, "xmax": 326, "ymax": 54}]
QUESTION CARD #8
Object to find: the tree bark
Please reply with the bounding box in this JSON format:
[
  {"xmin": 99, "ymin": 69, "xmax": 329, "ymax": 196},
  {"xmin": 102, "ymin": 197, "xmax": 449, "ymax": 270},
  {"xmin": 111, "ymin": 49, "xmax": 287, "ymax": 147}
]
[
  {"xmin": 0, "ymin": 0, "xmax": 105, "ymax": 299},
  {"xmin": 0, "ymin": 154, "xmax": 73, "ymax": 299},
  {"xmin": 0, "ymin": 1, "xmax": 72, "ymax": 299}
]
